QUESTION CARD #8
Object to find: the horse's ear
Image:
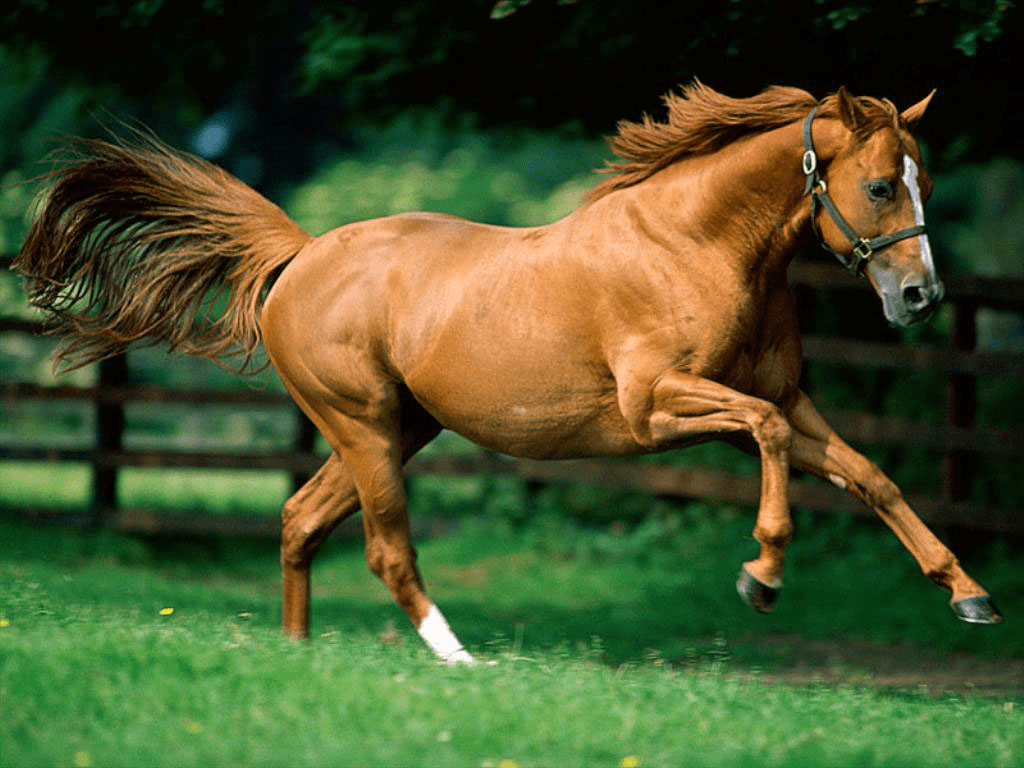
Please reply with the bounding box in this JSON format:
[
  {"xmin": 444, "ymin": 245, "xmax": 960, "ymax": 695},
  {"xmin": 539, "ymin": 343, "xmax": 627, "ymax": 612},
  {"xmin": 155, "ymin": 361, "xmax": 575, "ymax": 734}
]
[
  {"xmin": 901, "ymin": 89, "xmax": 936, "ymax": 131},
  {"xmin": 836, "ymin": 86, "xmax": 870, "ymax": 134}
]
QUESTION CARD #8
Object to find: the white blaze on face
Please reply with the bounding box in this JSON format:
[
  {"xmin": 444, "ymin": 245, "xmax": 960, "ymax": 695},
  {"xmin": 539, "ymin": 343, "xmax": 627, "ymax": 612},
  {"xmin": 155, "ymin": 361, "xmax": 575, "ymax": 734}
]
[{"xmin": 902, "ymin": 154, "xmax": 937, "ymax": 278}]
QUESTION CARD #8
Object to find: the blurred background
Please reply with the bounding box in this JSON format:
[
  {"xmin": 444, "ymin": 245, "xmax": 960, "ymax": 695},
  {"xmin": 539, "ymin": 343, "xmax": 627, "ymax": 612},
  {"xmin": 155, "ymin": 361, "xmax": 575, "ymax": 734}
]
[{"xmin": 1, "ymin": 0, "xmax": 1021, "ymax": 546}]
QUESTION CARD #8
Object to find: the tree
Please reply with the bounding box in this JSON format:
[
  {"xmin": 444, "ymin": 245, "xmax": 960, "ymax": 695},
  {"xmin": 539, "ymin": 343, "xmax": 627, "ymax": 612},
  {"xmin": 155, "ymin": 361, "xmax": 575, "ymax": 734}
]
[{"xmin": 1, "ymin": 0, "xmax": 1020, "ymax": 186}]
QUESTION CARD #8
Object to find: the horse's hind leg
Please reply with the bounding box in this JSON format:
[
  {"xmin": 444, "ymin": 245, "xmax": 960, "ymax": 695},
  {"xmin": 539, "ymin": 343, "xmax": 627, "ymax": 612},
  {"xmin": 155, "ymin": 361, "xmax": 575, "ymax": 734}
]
[
  {"xmin": 281, "ymin": 409, "xmax": 445, "ymax": 642},
  {"xmin": 281, "ymin": 454, "xmax": 359, "ymax": 639},
  {"xmin": 786, "ymin": 392, "xmax": 1002, "ymax": 624},
  {"xmin": 294, "ymin": 381, "xmax": 473, "ymax": 663},
  {"xmin": 337, "ymin": 414, "xmax": 475, "ymax": 664}
]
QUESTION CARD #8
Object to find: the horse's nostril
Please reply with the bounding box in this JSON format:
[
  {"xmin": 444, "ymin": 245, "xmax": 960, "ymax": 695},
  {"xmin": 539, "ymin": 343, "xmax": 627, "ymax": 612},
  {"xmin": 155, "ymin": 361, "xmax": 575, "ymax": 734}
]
[{"xmin": 903, "ymin": 285, "xmax": 925, "ymax": 307}]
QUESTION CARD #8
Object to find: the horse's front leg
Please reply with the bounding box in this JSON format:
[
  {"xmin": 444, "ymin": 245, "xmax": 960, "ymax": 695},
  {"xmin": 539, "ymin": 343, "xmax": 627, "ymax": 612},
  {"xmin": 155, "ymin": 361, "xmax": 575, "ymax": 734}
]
[
  {"xmin": 786, "ymin": 392, "xmax": 1002, "ymax": 623},
  {"xmin": 624, "ymin": 370, "xmax": 794, "ymax": 612}
]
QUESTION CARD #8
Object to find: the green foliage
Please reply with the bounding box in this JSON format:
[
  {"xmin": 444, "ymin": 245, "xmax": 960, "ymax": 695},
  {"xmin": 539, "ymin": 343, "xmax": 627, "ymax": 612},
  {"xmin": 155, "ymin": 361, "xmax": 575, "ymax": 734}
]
[
  {"xmin": 930, "ymin": 158, "xmax": 1024, "ymax": 280},
  {"xmin": 945, "ymin": 0, "xmax": 1013, "ymax": 55},
  {"xmin": 287, "ymin": 115, "xmax": 605, "ymax": 232},
  {"xmin": 1, "ymin": 1, "xmax": 1020, "ymax": 167}
]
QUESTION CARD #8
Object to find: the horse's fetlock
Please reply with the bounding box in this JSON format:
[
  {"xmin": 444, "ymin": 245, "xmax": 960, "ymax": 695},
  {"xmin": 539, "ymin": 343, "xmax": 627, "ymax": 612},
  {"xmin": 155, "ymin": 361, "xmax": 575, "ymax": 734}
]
[
  {"xmin": 754, "ymin": 521, "xmax": 794, "ymax": 549},
  {"xmin": 924, "ymin": 556, "xmax": 958, "ymax": 589}
]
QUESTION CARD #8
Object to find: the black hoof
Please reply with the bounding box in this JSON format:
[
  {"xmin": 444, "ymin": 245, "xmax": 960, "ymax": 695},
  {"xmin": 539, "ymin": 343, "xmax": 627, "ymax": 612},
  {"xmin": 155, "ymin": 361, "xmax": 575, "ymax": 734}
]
[
  {"xmin": 951, "ymin": 596, "xmax": 1004, "ymax": 625},
  {"xmin": 736, "ymin": 568, "xmax": 779, "ymax": 614}
]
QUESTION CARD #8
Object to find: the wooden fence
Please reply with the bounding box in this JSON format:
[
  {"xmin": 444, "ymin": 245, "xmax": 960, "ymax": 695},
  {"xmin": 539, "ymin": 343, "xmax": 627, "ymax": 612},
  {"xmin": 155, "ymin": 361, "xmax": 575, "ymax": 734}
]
[{"xmin": 3, "ymin": 256, "xmax": 1024, "ymax": 538}]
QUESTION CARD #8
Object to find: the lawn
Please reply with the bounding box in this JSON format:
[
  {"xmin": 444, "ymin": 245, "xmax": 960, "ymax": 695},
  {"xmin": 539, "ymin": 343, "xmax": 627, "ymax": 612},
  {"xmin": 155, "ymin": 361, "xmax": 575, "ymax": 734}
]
[{"xmin": 1, "ymin": 510, "xmax": 1022, "ymax": 768}]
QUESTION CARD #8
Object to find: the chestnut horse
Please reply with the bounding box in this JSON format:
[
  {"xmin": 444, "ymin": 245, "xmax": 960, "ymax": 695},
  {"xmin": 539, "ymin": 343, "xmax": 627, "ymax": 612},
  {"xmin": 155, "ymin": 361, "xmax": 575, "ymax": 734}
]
[{"xmin": 15, "ymin": 83, "xmax": 1002, "ymax": 664}]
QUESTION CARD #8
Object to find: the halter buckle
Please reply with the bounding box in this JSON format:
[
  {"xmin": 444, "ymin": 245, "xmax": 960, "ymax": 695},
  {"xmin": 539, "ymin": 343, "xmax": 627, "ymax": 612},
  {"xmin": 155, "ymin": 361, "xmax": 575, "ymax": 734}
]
[{"xmin": 852, "ymin": 239, "xmax": 873, "ymax": 261}]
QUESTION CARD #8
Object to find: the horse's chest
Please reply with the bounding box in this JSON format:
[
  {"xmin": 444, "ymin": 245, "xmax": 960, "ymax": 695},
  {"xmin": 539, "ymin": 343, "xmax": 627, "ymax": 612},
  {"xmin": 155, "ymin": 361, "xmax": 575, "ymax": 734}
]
[
  {"xmin": 717, "ymin": 342, "xmax": 796, "ymax": 403},
  {"xmin": 685, "ymin": 292, "xmax": 800, "ymax": 404}
]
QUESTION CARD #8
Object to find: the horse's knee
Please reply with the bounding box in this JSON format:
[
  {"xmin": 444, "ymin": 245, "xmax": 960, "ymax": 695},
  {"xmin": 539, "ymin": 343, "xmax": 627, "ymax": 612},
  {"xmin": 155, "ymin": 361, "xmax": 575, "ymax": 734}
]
[{"xmin": 750, "ymin": 403, "xmax": 792, "ymax": 456}]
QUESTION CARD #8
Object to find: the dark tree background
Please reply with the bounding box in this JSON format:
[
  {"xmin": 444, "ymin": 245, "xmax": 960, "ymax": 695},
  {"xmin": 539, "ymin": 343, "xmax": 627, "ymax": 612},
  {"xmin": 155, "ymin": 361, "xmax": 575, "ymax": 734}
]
[{"xmin": 1, "ymin": 0, "xmax": 1019, "ymax": 196}]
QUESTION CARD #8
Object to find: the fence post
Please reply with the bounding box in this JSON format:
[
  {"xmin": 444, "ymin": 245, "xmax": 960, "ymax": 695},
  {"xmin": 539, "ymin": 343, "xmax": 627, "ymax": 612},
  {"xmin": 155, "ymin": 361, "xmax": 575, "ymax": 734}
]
[
  {"xmin": 794, "ymin": 281, "xmax": 816, "ymax": 393},
  {"xmin": 945, "ymin": 297, "xmax": 978, "ymax": 506},
  {"xmin": 291, "ymin": 409, "xmax": 317, "ymax": 493},
  {"xmin": 93, "ymin": 353, "xmax": 127, "ymax": 526}
]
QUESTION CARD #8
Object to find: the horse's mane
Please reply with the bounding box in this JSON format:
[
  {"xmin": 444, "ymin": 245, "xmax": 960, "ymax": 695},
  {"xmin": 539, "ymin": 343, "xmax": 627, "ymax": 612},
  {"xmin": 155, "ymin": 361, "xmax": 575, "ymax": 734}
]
[{"xmin": 586, "ymin": 80, "xmax": 900, "ymax": 202}]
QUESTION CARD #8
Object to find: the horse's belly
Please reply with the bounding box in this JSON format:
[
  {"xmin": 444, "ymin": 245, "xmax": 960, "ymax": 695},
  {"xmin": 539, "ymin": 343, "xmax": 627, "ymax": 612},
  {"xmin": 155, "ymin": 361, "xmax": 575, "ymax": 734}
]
[{"xmin": 404, "ymin": 361, "xmax": 638, "ymax": 460}]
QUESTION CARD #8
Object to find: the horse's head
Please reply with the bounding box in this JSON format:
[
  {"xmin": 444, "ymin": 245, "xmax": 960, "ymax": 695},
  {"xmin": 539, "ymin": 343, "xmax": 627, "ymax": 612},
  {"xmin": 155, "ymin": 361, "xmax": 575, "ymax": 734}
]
[{"xmin": 806, "ymin": 88, "xmax": 944, "ymax": 327}]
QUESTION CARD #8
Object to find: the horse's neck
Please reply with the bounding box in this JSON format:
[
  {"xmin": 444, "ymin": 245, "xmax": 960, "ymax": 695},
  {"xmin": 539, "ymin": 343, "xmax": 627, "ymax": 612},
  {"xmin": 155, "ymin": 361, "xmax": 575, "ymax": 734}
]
[{"xmin": 605, "ymin": 120, "xmax": 823, "ymax": 279}]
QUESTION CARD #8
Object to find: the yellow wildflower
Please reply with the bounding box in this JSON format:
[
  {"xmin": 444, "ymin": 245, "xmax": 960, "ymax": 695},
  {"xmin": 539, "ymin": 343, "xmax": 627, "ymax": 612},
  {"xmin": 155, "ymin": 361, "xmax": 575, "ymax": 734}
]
[
  {"xmin": 159, "ymin": 608, "xmax": 174, "ymax": 616},
  {"xmin": 621, "ymin": 757, "xmax": 641, "ymax": 768},
  {"xmin": 0, "ymin": 619, "xmax": 10, "ymax": 628}
]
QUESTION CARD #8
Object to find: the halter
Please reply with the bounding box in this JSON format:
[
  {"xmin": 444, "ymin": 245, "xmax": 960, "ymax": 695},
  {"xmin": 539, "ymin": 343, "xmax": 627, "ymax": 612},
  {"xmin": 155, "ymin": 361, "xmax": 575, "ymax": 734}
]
[{"xmin": 801, "ymin": 105, "xmax": 927, "ymax": 275}]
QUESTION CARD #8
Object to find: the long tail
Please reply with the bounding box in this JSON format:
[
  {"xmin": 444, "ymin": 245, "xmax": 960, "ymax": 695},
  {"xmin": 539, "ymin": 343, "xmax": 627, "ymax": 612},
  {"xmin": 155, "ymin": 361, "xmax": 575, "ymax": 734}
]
[{"xmin": 13, "ymin": 128, "xmax": 312, "ymax": 372}]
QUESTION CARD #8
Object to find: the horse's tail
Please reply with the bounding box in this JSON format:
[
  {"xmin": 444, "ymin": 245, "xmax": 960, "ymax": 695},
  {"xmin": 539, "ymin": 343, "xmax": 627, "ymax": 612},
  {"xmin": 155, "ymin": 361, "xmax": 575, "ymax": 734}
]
[{"xmin": 13, "ymin": 128, "xmax": 313, "ymax": 373}]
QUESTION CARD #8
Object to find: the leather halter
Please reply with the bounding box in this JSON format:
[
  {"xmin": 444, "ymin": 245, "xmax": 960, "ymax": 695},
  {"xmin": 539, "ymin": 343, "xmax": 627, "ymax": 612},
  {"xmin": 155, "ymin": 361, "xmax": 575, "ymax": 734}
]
[{"xmin": 801, "ymin": 106, "xmax": 927, "ymax": 275}]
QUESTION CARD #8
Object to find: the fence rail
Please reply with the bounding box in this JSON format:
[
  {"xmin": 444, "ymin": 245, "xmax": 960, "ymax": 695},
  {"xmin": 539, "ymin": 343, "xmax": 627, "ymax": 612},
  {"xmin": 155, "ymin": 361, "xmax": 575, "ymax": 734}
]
[{"xmin": 3, "ymin": 256, "xmax": 1024, "ymax": 537}]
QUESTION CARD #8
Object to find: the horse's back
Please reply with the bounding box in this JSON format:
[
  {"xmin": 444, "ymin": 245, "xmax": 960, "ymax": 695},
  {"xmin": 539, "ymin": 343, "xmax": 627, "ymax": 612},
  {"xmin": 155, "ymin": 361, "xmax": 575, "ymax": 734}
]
[{"xmin": 264, "ymin": 212, "xmax": 531, "ymax": 357}]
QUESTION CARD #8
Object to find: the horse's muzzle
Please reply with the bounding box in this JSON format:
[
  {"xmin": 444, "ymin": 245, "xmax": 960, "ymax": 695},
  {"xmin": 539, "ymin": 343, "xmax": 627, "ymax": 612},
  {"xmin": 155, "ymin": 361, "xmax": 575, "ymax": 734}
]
[{"xmin": 900, "ymin": 277, "xmax": 945, "ymax": 325}]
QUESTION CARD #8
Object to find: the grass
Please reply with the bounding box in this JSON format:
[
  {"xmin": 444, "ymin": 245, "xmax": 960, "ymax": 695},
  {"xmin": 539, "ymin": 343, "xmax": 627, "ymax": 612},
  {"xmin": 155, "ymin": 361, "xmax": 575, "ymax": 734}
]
[
  {"xmin": 0, "ymin": 462, "xmax": 291, "ymax": 516},
  {"xmin": 2, "ymin": 510, "xmax": 1022, "ymax": 768},
  {"xmin": 4, "ymin": 626, "xmax": 1020, "ymax": 768}
]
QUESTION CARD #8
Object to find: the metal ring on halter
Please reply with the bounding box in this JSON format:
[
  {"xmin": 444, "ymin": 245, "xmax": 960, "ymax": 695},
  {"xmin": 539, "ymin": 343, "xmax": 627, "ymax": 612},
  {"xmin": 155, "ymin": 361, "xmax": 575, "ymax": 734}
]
[{"xmin": 802, "ymin": 149, "xmax": 817, "ymax": 176}]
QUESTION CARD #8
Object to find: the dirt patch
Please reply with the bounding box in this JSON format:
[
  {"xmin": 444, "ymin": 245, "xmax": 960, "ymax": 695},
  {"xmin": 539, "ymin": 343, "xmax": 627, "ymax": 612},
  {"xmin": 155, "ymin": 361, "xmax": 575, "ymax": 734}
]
[{"xmin": 727, "ymin": 634, "xmax": 1024, "ymax": 697}]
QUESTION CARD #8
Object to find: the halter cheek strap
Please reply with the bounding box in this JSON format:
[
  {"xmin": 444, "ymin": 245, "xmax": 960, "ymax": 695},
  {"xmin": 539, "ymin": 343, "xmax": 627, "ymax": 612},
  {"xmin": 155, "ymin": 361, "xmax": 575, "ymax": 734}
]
[{"xmin": 801, "ymin": 106, "xmax": 927, "ymax": 275}]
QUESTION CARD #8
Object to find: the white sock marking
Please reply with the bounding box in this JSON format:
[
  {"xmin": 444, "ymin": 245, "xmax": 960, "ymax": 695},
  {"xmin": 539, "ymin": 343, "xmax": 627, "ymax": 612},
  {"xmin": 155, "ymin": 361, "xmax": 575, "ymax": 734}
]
[{"xmin": 418, "ymin": 605, "xmax": 475, "ymax": 665}]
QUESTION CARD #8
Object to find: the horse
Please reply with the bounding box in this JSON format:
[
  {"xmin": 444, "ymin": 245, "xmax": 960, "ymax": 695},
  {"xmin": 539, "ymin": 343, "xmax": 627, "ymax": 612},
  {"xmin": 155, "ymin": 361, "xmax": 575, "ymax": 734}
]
[{"xmin": 14, "ymin": 82, "xmax": 1003, "ymax": 665}]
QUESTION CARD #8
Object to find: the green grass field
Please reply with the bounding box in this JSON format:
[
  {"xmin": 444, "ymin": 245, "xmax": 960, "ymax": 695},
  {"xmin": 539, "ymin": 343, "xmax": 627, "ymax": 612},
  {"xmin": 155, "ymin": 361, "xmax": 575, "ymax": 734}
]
[{"xmin": 2, "ymin": 511, "xmax": 1022, "ymax": 768}]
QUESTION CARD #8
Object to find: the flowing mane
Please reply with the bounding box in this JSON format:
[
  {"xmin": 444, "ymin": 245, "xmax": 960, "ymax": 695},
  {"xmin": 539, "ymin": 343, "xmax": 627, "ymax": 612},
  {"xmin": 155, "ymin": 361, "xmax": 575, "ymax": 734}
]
[{"xmin": 586, "ymin": 80, "xmax": 900, "ymax": 202}]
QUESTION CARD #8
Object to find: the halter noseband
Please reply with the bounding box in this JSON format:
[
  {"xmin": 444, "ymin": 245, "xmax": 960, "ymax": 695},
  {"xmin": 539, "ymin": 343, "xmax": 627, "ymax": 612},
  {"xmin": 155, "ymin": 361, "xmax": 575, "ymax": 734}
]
[{"xmin": 801, "ymin": 105, "xmax": 927, "ymax": 276}]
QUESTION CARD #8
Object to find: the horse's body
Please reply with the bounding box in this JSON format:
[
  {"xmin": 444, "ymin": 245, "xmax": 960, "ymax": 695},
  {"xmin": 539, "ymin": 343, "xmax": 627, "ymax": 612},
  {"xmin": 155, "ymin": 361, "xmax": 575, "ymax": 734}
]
[{"xmin": 15, "ymin": 83, "xmax": 1002, "ymax": 664}]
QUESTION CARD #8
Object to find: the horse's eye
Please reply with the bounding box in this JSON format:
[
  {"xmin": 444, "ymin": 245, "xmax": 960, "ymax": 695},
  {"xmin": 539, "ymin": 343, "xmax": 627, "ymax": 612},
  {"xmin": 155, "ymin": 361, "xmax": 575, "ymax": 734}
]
[{"xmin": 866, "ymin": 180, "xmax": 894, "ymax": 202}]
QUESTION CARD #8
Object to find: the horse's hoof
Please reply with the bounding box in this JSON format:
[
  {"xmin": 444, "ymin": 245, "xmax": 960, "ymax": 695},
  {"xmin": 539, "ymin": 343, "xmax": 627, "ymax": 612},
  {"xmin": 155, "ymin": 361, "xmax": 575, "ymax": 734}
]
[
  {"xmin": 951, "ymin": 595, "xmax": 1004, "ymax": 624},
  {"xmin": 736, "ymin": 568, "xmax": 779, "ymax": 614}
]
